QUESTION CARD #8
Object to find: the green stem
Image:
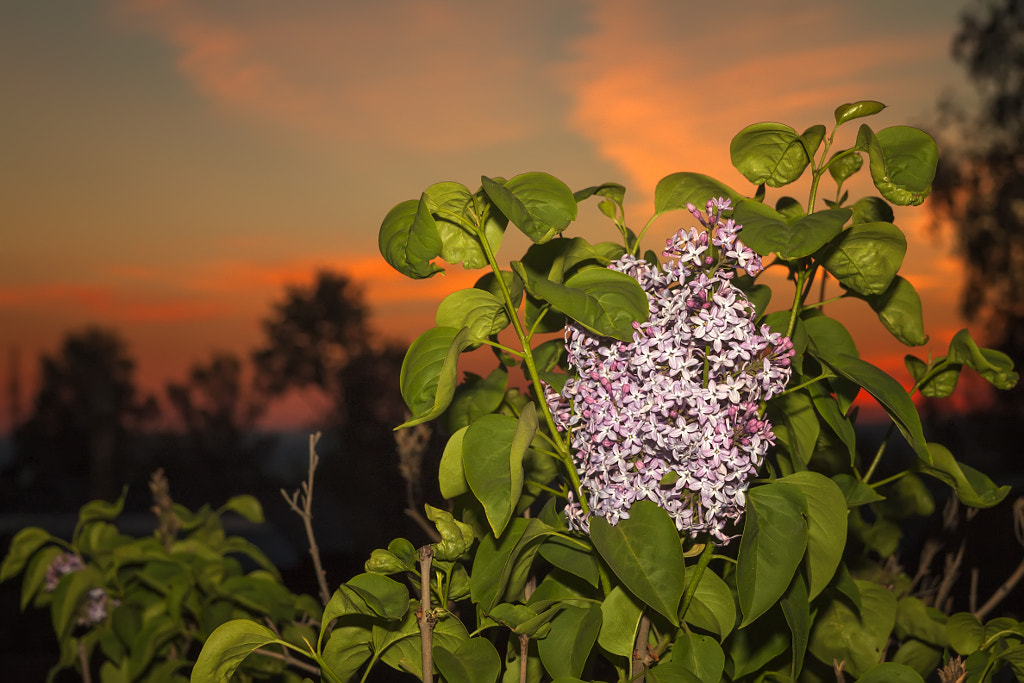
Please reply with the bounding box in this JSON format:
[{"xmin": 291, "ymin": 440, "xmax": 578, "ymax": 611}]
[
  {"xmin": 861, "ymin": 423, "xmax": 895, "ymax": 484},
  {"xmin": 785, "ymin": 269, "xmax": 807, "ymax": 340},
  {"xmin": 475, "ymin": 338, "xmax": 524, "ymax": 358},
  {"xmin": 869, "ymin": 470, "xmax": 908, "ymax": 489},
  {"xmin": 472, "ymin": 223, "xmax": 587, "ymax": 513},
  {"xmin": 780, "ymin": 373, "xmax": 834, "ymax": 396},
  {"xmin": 679, "ymin": 540, "xmax": 716, "ymax": 621},
  {"xmin": 633, "ymin": 214, "xmax": 661, "ymax": 257},
  {"xmin": 801, "ymin": 294, "xmax": 846, "ymax": 310}
]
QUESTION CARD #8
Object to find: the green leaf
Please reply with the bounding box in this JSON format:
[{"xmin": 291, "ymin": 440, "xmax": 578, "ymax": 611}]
[
  {"xmin": 427, "ymin": 181, "xmax": 507, "ymax": 270},
  {"xmin": 807, "ymin": 580, "xmax": 897, "ymax": 678},
  {"xmin": 904, "ymin": 355, "xmax": 961, "ymax": 398},
  {"xmin": 804, "ymin": 314, "xmax": 859, "ymax": 362},
  {"xmin": 918, "ymin": 442, "xmax": 1009, "ymax": 508},
  {"xmin": 345, "ymin": 573, "xmax": 410, "ymax": 620},
  {"xmin": 732, "ymin": 201, "xmax": 849, "ymax": 259},
  {"xmin": 891, "ymin": 639, "xmax": 943, "ymax": 678},
  {"xmin": 376, "ymin": 609, "xmax": 470, "ymax": 679},
  {"xmin": 597, "ymin": 586, "xmax": 643, "ymax": 657},
  {"xmin": 946, "ymin": 612, "xmax": 984, "ymax": 655},
  {"xmin": 894, "ymin": 596, "xmax": 947, "ymax": 647},
  {"xmin": 129, "ymin": 613, "xmax": 179, "ymax": 677},
  {"xmin": 850, "ymin": 276, "xmax": 928, "ymax": 346},
  {"xmin": 590, "ymin": 500, "xmax": 686, "ymax": 625},
  {"xmin": 808, "ymin": 382, "xmax": 857, "ymax": 464},
  {"xmin": 947, "ymin": 328, "xmax": 1019, "ymax": 390},
  {"xmin": 769, "ymin": 390, "xmax": 819, "ymax": 469},
  {"xmin": 441, "ymin": 366, "xmax": 508, "ymax": 433},
  {"xmin": 398, "ymin": 326, "xmax": 473, "ymax": 428},
  {"xmin": 827, "ymin": 150, "xmax": 864, "ymax": 185},
  {"xmin": 737, "ymin": 482, "xmax": 808, "ymax": 626},
  {"xmin": 684, "ymin": 566, "xmax": 736, "ymax": 638},
  {"xmin": 860, "ymin": 125, "xmax": 938, "ymax": 206},
  {"xmin": 438, "ymin": 427, "xmax": 470, "ymax": 498},
  {"xmin": 190, "ymin": 620, "xmax": 283, "ymax": 683},
  {"xmin": 574, "ymin": 182, "xmax": 625, "ymax": 206},
  {"xmin": 425, "ymin": 505, "xmax": 475, "ymax": 562},
  {"xmin": 730, "ymin": 122, "xmax": 814, "ymax": 187},
  {"xmin": 74, "ymin": 492, "xmax": 126, "ymax": 545},
  {"xmin": 821, "ymin": 353, "xmax": 930, "ymax": 463},
  {"xmin": 321, "ymin": 621, "xmax": 373, "ymax": 682},
  {"xmin": 777, "ymin": 472, "xmax": 847, "ymax": 599},
  {"xmin": 851, "ymin": 196, "xmax": 895, "ymax": 224},
  {"xmin": 512, "ymin": 262, "xmax": 649, "ymax": 342},
  {"xmin": 378, "ymin": 198, "xmax": 443, "ymax": 279},
  {"xmin": 463, "ymin": 405, "xmax": 537, "ymax": 537},
  {"xmin": 218, "ymin": 495, "xmax": 264, "ymax": 523},
  {"xmin": 1, "ymin": 527, "xmax": 52, "ymax": 583},
  {"xmin": 470, "ymin": 518, "xmax": 556, "ymax": 609},
  {"xmin": 20, "ymin": 546, "xmax": 61, "ymax": 611},
  {"xmin": 818, "ymin": 222, "xmax": 906, "ymax": 296},
  {"xmin": 856, "ymin": 662, "xmax": 926, "ymax": 682},
  {"xmin": 835, "ymin": 100, "xmax": 886, "ymax": 126},
  {"xmin": 434, "ymin": 638, "xmax": 501, "ymax": 683},
  {"xmin": 726, "ymin": 608, "xmax": 790, "ymax": 679},
  {"xmin": 832, "ymin": 473, "xmax": 885, "ymax": 507},
  {"xmin": 781, "ymin": 571, "xmax": 810, "ymax": 680},
  {"xmin": 671, "ymin": 632, "xmax": 725, "ymax": 683},
  {"xmin": 538, "ymin": 537, "xmax": 599, "ymax": 587},
  {"xmin": 436, "ymin": 289, "xmax": 510, "ymax": 340},
  {"xmin": 537, "ymin": 604, "xmax": 602, "ymax": 680},
  {"xmin": 653, "ymin": 172, "xmax": 740, "ymax": 215},
  {"xmin": 481, "ymin": 173, "xmax": 576, "ymax": 244}
]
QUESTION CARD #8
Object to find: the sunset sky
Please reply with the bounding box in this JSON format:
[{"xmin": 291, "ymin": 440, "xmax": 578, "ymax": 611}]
[{"xmin": 1, "ymin": 0, "xmax": 985, "ymax": 433}]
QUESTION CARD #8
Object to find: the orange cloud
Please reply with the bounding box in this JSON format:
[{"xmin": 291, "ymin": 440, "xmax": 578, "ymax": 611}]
[{"xmin": 108, "ymin": 0, "xmax": 582, "ymax": 151}]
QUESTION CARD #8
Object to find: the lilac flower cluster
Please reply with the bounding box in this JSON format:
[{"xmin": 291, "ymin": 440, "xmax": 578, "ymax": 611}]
[
  {"xmin": 45, "ymin": 552, "xmax": 117, "ymax": 626},
  {"xmin": 549, "ymin": 198, "xmax": 794, "ymax": 543}
]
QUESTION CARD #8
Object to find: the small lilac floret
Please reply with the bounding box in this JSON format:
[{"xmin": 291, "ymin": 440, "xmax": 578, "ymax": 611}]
[
  {"xmin": 44, "ymin": 552, "xmax": 118, "ymax": 626},
  {"xmin": 547, "ymin": 198, "xmax": 794, "ymax": 543}
]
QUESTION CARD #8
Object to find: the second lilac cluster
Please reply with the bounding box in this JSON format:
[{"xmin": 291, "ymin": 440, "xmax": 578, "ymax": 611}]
[{"xmin": 549, "ymin": 198, "xmax": 794, "ymax": 543}]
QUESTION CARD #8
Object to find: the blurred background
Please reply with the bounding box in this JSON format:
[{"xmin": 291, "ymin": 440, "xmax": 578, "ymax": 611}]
[{"xmin": 3, "ymin": 0, "xmax": 1024, "ymax": 674}]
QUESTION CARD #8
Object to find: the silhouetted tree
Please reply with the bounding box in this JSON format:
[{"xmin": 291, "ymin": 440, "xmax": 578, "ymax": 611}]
[
  {"xmin": 252, "ymin": 271, "xmax": 419, "ymax": 556},
  {"xmin": 11, "ymin": 327, "xmax": 157, "ymax": 504},
  {"xmin": 931, "ymin": 0, "xmax": 1024, "ymax": 411},
  {"xmin": 165, "ymin": 351, "xmax": 270, "ymax": 494},
  {"xmin": 253, "ymin": 271, "xmax": 372, "ymax": 427}
]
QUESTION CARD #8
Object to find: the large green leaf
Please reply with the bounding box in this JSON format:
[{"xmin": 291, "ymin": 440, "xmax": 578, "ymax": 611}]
[
  {"xmin": 736, "ymin": 482, "xmax": 808, "ymax": 626},
  {"xmin": 512, "ymin": 262, "xmax": 648, "ymax": 342},
  {"xmin": 538, "ymin": 537, "xmax": 599, "ymax": 587},
  {"xmin": 344, "ymin": 573, "xmax": 410, "ymax": 620},
  {"xmin": 818, "ymin": 222, "xmax": 906, "ymax": 296},
  {"xmin": 438, "ymin": 427, "xmax": 470, "ymax": 498},
  {"xmin": 730, "ymin": 122, "xmax": 815, "ymax": 187},
  {"xmin": 947, "ymin": 328, "xmax": 1019, "ymax": 390},
  {"xmin": 378, "ymin": 198, "xmax": 443, "ymax": 279},
  {"xmin": 597, "ymin": 586, "xmax": 643, "ymax": 657},
  {"xmin": 859, "ymin": 125, "xmax": 938, "ymax": 206},
  {"xmin": 918, "ymin": 442, "xmax": 1009, "ymax": 508},
  {"xmin": 321, "ymin": 621, "xmax": 374, "ymax": 683},
  {"xmin": 904, "ymin": 355, "xmax": 961, "ymax": 398},
  {"xmin": 894, "ymin": 596, "xmax": 947, "ymax": 647},
  {"xmin": 398, "ymin": 326, "xmax": 473, "ymax": 428},
  {"xmin": 376, "ymin": 610, "xmax": 470, "ymax": 679},
  {"xmin": 726, "ymin": 607, "xmax": 791, "ymax": 679},
  {"xmin": 191, "ymin": 620, "xmax": 282, "ymax": 683},
  {"xmin": 769, "ymin": 389, "xmax": 819, "ymax": 469},
  {"xmin": 850, "ymin": 275, "xmax": 928, "ymax": 346},
  {"xmin": 425, "ymin": 181, "xmax": 507, "ymax": 270},
  {"xmin": 537, "ymin": 604, "xmax": 602, "ymax": 680},
  {"xmin": 732, "ymin": 201, "xmax": 849, "ymax": 259},
  {"xmin": 683, "ymin": 566, "xmax": 736, "ymax": 638},
  {"xmin": 435, "ymin": 289, "xmax": 510, "ymax": 340},
  {"xmin": 808, "ymin": 580, "xmax": 897, "ymax": 678},
  {"xmin": 0, "ymin": 527, "xmax": 52, "ymax": 583},
  {"xmin": 470, "ymin": 518, "xmax": 556, "ymax": 609},
  {"xmin": 653, "ymin": 172, "xmax": 740, "ymax": 215},
  {"xmin": 434, "ymin": 637, "xmax": 501, "ymax": 683},
  {"xmin": 590, "ymin": 501, "xmax": 686, "ymax": 625},
  {"xmin": 481, "ymin": 173, "xmax": 576, "ymax": 244},
  {"xmin": 822, "ymin": 353, "xmax": 930, "ymax": 463},
  {"xmin": 671, "ymin": 632, "xmax": 725, "ymax": 683},
  {"xmin": 777, "ymin": 472, "xmax": 847, "ymax": 599},
  {"xmin": 463, "ymin": 405, "xmax": 537, "ymax": 536},
  {"xmin": 827, "ymin": 150, "xmax": 864, "ymax": 185}
]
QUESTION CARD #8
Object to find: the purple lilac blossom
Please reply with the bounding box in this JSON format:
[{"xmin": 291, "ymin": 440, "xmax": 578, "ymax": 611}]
[
  {"xmin": 44, "ymin": 552, "xmax": 117, "ymax": 626},
  {"xmin": 548, "ymin": 198, "xmax": 794, "ymax": 543}
]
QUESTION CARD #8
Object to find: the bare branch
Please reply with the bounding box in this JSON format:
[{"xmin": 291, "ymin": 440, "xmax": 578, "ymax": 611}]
[
  {"xmin": 282, "ymin": 432, "xmax": 331, "ymax": 606},
  {"xmin": 418, "ymin": 545, "xmax": 435, "ymax": 683}
]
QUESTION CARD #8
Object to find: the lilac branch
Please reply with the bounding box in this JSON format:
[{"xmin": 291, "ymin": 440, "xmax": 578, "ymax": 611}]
[{"xmin": 282, "ymin": 432, "xmax": 331, "ymax": 606}]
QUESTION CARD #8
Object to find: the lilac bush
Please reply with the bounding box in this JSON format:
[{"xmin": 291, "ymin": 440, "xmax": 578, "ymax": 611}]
[{"xmin": 550, "ymin": 199, "xmax": 794, "ymax": 541}]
